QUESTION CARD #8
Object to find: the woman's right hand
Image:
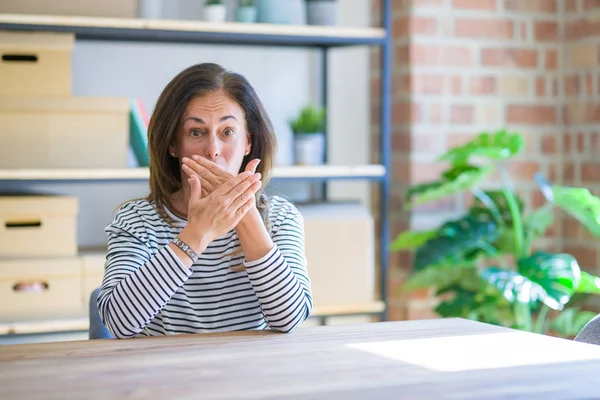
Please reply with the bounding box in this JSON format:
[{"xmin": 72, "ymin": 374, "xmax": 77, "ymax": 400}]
[{"xmin": 186, "ymin": 170, "xmax": 262, "ymax": 247}]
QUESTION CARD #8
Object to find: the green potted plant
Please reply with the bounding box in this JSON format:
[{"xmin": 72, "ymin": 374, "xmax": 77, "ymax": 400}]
[
  {"xmin": 204, "ymin": 0, "xmax": 227, "ymax": 23},
  {"xmin": 235, "ymin": 0, "xmax": 257, "ymax": 23},
  {"xmin": 289, "ymin": 105, "xmax": 326, "ymax": 166},
  {"xmin": 392, "ymin": 129, "xmax": 600, "ymax": 338},
  {"xmin": 306, "ymin": 0, "xmax": 338, "ymax": 26}
]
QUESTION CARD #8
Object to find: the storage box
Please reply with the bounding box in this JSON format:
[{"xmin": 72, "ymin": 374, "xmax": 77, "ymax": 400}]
[
  {"xmin": 0, "ymin": 0, "xmax": 136, "ymax": 18},
  {"xmin": 0, "ymin": 30, "xmax": 73, "ymax": 96},
  {"xmin": 0, "ymin": 97, "xmax": 130, "ymax": 168},
  {"xmin": 297, "ymin": 202, "xmax": 375, "ymax": 309},
  {"xmin": 0, "ymin": 196, "xmax": 78, "ymax": 258},
  {"xmin": 0, "ymin": 258, "xmax": 83, "ymax": 322},
  {"xmin": 80, "ymin": 252, "xmax": 106, "ymax": 312}
]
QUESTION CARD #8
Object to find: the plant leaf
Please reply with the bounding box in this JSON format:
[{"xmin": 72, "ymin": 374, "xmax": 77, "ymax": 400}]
[
  {"xmin": 537, "ymin": 179, "xmax": 600, "ymax": 237},
  {"xmin": 482, "ymin": 267, "xmax": 547, "ymax": 306},
  {"xmin": 550, "ymin": 307, "xmax": 597, "ymax": 338},
  {"xmin": 402, "ymin": 265, "xmax": 481, "ymax": 292},
  {"xmin": 405, "ymin": 164, "xmax": 493, "ymax": 210},
  {"xmin": 523, "ymin": 205, "xmax": 554, "ymax": 244},
  {"xmin": 518, "ymin": 252, "xmax": 580, "ymax": 310},
  {"xmin": 438, "ymin": 129, "xmax": 525, "ymax": 165},
  {"xmin": 390, "ymin": 230, "xmax": 437, "ymax": 252},
  {"xmin": 414, "ymin": 214, "xmax": 500, "ymax": 270},
  {"xmin": 576, "ymin": 271, "xmax": 600, "ymax": 294},
  {"xmin": 470, "ymin": 189, "xmax": 525, "ymax": 225}
]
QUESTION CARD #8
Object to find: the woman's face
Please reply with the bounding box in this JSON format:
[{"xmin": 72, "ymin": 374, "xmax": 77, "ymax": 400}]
[{"xmin": 171, "ymin": 91, "xmax": 251, "ymax": 175}]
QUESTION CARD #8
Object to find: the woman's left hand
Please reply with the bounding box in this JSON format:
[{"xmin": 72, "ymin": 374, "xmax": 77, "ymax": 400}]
[{"xmin": 182, "ymin": 155, "xmax": 261, "ymax": 198}]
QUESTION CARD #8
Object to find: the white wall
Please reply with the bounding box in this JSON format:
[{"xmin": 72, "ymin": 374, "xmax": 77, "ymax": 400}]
[{"xmin": 9, "ymin": 0, "xmax": 372, "ymax": 248}]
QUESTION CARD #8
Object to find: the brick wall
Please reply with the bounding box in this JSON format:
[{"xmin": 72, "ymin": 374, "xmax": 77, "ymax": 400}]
[
  {"xmin": 562, "ymin": 0, "xmax": 600, "ymax": 273},
  {"xmin": 371, "ymin": 0, "xmax": 595, "ymax": 320}
]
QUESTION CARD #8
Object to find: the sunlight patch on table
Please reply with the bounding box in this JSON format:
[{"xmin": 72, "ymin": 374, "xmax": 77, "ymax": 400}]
[{"xmin": 347, "ymin": 332, "xmax": 600, "ymax": 372}]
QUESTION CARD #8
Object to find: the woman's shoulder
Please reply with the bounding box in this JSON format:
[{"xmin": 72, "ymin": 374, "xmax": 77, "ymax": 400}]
[
  {"xmin": 267, "ymin": 195, "xmax": 304, "ymax": 229},
  {"xmin": 107, "ymin": 198, "xmax": 165, "ymax": 236}
]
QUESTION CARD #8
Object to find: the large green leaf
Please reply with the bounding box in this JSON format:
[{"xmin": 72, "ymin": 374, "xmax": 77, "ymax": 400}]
[
  {"xmin": 405, "ymin": 164, "xmax": 493, "ymax": 210},
  {"xmin": 390, "ymin": 230, "xmax": 437, "ymax": 252},
  {"xmin": 402, "ymin": 265, "xmax": 481, "ymax": 292},
  {"xmin": 535, "ymin": 173, "xmax": 600, "ymax": 237},
  {"xmin": 523, "ymin": 204, "xmax": 554, "ymax": 245},
  {"xmin": 481, "ymin": 268, "xmax": 547, "ymax": 306},
  {"xmin": 576, "ymin": 271, "xmax": 600, "ymax": 294},
  {"xmin": 439, "ymin": 129, "xmax": 525, "ymax": 165},
  {"xmin": 414, "ymin": 214, "xmax": 500, "ymax": 270},
  {"xmin": 517, "ymin": 252, "xmax": 580, "ymax": 310},
  {"xmin": 550, "ymin": 307, "xmax": 597, "ymax": 338},
  {"xmin": 470, "ymin": 190, "xmax": 524, "ymax": 225}
]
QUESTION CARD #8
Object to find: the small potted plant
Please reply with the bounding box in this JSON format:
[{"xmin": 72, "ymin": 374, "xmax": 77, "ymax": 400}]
[
  {"xmin": 306, "ymin": 0, "xmax": 338, "ymax": 26},
  {"xmin": 290, "ymin": 105, "xmax": 326, "ymax": 166},
  {"xmin": 204, "ymin": 0, "xmax": 227, "ymax": 23},
  {"xmin": 235, "ymin": 0, "xmax": 257, "ymax": 23}
]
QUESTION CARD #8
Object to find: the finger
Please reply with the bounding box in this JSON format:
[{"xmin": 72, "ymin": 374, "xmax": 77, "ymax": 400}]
[
  {"xmin": 182, "ymin": 158, "xmax": 220, "ymax": 188},
  {"xmin": 244, "ymin": 158, "xmax": 261, "ymax": 174},
  {"xmin": 199, "ymin": 177, "xmax": 215, "ymax": 194},
  {"xmin": 214, "ymin": 171, "xmax": 255, "ymax": 197},
  {"xmin": 188, "ymin": 175, "xmax": 202, "ymax": 201},
  {"xmin": 191, "ymin": 155, "xmax": 232, "ymax": 180},
  {"xmin": 233, "ymin": 192, "xmax": 258, "ymax": 223},
  {"xmin": 230, "ymin": 179, "xmax": 261, "ymax": 212}
]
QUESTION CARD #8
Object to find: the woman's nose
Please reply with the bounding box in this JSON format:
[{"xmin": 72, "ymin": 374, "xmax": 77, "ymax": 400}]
[{"xmin": 205, "ymin": 135, "xmax": 221, "ymax": 159}]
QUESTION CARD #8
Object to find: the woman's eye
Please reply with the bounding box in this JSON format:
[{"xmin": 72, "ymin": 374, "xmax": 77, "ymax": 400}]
[
  {"xmin": 190, "ymin": 129, "xmax": 202, "ymax": 137},
  {"xmin": 223, "ymin": 128, "xmax": 235, "ymax": 136}
]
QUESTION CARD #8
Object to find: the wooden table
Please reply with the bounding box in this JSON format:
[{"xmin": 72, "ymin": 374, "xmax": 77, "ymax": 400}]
[{"xmin": 2, "ymin": 318, "xmax": 600, "ymax": 399}]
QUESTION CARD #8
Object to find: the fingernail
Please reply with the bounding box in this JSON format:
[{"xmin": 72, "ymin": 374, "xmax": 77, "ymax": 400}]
[
  {"xmin": 182, "ymin": 157, "xmax": 189, "ymax": 163},
  {"xmin": 256, "ymin": 159, "xmax": 261, "ymax": 165}
]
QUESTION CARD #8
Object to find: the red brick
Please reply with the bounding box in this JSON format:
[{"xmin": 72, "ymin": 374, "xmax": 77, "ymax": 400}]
[
  {"xmin": 453, "ymin": 0, "xmax": 497, "ymax": 9},
  {"xmin": 563, "ymin": 245, "xmax": 598, "ymax": 270},
  {"xmin": 393, "ymin": 16, "xmax": 438, "ymax": 36},
  {"xmin": 506, "ymin": 161, "xmax": 541, "ymax": 180},
  {"xmin": 520, "ymin": 22, "xmax": 528, "ymax": 40},
  {"xmin": 584, "ymin": 0, "xmax": 600, "ymax": 11},
  {"xmin": 534, "ymin": 21, "xmax": 559, "ymax": 41},
  {"xmin": 506, "ymin": 104, "xmax": 558, "ymax": 124},
  {"xmin": 392, "ymin": 130, "xmax": 442, "ymax": 153},
  {"xmin": 566, "ymin": 0, "xmax": 578, "ymax": 11},
  {"xmin": 563, "ymin": 218, "xmax": 595, "ymax": 241},
  {"xmin": 577, "ymin": 132, "xmax": 586, "ymax": 152},
  {"xmin": 409, "ymin": 74, "xmax": 445, "ymax": 94},
  {"xmin": 481, "ymin": 48, "xmax": 538, "ymax": 68},
  {"xmin": 411, "ymin": 196, "xmax": 457, "ymax": 213},
  {"xmin": 505, "ymin": 0, "xmax": 556, "ymax": 13},
  {"xmin": 564, "ymin": 75, "xmax": 580, "ymax": 96},
  {"xmin": 536, "ymin": 77, "xmax": 546, "ymax": 96},
  {"xmin": 454, "ymin": 18, "xmax": 514, "ymax": 39},
  {"xmin": 450, "ymin": 75, "xmax": 462, "ymax": 95},
  {"xmin": 411, "ymin": 161, "xmax": 448, "ymax": 182},
  {"xmin": 446, "ymin": 133, "xmax": 475, "ymax": 147},
  {"xmin": 587, "ymin": 73, "xmax": 594, "ymax": 96},
  {"xmin": 411, "ymin": 44, "xmax": 474, "ymax": 66},
  {"xmin": 590, "ymin": 131, "xmax": 600, "ymax": 153},
  {"xmin": 581, "ymin": 162, "xmax": 600, "ymax": 182},
  {"xmin": 563, "ymin": 162, "xmax": 576, "ymax": 183},
  {"xmin": 552, "ymin": 78, "xmax": 559, "ymax": 97},
  {"xmin": 566, "ymin": 19, "xmax": 600, "ymax": 40},
  {"xmin": 545, "ymin": 49, "xmax": 557, "ymax": 70},
  {"xmin": 565, "ymin": 103, "xmax": 600, "ymax": 124},
  {"xmin": 392, "ymin": 101, "xmax": 421, "ymax": 124},
  {"xmin": 450, "ymin": 104, "xmax": 474, "ymax": 124},
  {"xmin": 429, "ymin": 103, "xmax": 445, "ymax": 123},
  {"xmin": 469, "ymin": 76, "xmax": 496, "ymax": 94},
  {"xmin": 541, "ymin": 134, "xmax": 557, "ymax": 153}
]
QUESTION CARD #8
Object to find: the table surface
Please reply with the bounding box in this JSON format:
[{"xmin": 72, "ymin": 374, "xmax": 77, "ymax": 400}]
[{"xmin": 2, "ymin": 318, "xmax": 600, "ymax": 399}]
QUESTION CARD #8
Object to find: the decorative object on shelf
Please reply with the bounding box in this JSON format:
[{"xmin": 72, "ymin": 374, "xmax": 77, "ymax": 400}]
[
  {"xmin": 203, "ymin": 0, "xmax": 227, "ymax": 23},
  {"xmin": 235, "ymin": 0, "xmax": 257, "ymax": 23},
  {"xmin": 136, "ymin": 0, "xmax": 163, "ymax": 19},
  {"xmin": 256, "ymin": 0, "xmax": 298, "ymax": 24},
  {"xmin": 392, "ymin": 129, "xmax": 600, "ymax": 339},
  {"xmin": 290, "ymin": 105, "xmax": 326, "ymax": 166},
  {"xmin": 130, "ymin": 98, "xmax": 150, "ymax": 167},
  {"xmin": 306, "ymin": 0, "xmax": 338, "ymax": 26}
]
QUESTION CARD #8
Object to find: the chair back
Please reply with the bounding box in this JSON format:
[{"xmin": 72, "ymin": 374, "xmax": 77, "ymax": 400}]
[
  {"xmin": 89, "ymin": 288, "xmax": 115, "ymax": 340},
  {"xmin": 574, "ymin": 314, "xmax": 600, "ymax": 345}
]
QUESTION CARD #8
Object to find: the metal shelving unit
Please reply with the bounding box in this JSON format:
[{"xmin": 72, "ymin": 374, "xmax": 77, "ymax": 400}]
[{"xmin": 0, "ymin": 0, "xmax": 392, "ymax": 332}]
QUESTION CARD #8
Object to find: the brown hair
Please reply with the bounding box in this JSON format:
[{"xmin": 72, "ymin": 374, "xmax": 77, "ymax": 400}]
[{"xmin": 146, "ymin": 63, "xmax": 277, "ymax": 235}]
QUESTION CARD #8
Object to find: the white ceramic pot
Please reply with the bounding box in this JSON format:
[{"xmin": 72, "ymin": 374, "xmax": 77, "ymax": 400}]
[
  {"xmin": 306, "ymin": 0, "xmax": 338, "ymax": 26},
  {"xmin": 204, "ymin": 4, "xmax": 227, "ymax": 23},
  {"xmin": 294, "ymin": 133, "xmax": 325, "ymax": 165},
  {"xmin": 137, "ymin": 0, "xmax": 163, "ymax": 19}
]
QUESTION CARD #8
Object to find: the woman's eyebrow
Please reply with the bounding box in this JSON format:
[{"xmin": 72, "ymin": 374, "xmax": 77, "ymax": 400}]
[{"xmin": 183, "ymin": 115, "xmax": 237, "ymax": 124}]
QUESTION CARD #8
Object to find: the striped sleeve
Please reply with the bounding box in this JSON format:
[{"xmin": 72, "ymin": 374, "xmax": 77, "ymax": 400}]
[
  {"xmin": 97, "ymin": 204, "xmax": 192, "ymax": 338},
  {"xmin": 244, "ymin": 202, "xmax": 313, "ymax": 333}
]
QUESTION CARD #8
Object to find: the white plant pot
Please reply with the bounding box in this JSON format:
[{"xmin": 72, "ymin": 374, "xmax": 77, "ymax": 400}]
[
  {"xmin": 306, "ymin": 1, "xmax": 338, "ymax": 26},
  {"xmin": 294, "ymin": 133, "xmax": 325, "ymax": 166},
  {"xmin": 137, "ymin": 0, "xmax": 163, "ymax": 19},
  {"xmin": 204, "ymin": 4, "xmax": 227, "ymax": 23}
]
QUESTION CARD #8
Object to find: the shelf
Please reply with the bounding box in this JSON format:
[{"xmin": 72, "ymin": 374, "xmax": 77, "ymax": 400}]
[
  {"xmin": 0, "ymin": 302, "xmax": 385, "ymax": 336},
  {"xmin": 0, "ymin": 13, "xmax": 386, "ymax": 48},
  {"xmin": 0, "ymin": 165, "xmax": 386, "ymax": 183}
]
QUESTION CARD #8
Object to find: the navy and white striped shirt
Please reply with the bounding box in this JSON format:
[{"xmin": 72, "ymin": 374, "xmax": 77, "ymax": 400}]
[{"xmin": 97, "ymin": 195, "xmax": 313, "ymax": 338}]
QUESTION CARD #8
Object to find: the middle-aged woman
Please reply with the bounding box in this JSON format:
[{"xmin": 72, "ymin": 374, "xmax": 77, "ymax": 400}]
[{"xmin": 97, "ymin": 63, "xmax": 313, "ymax": 338}]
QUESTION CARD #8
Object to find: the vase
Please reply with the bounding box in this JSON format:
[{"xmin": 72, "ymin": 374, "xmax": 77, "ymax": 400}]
[
  {"xmin": 256, "ymin": 0, "xmax": 296, "ymax": 24},
  {"xmin": 306, "ymin": 0, "xmax": 338, "ymax": 26},
  {"xmin": 293, "ymin": 133, "xmax": 325, "ymax": 166},
  {"xmin": 235, "ymin": 6, "xmax": 257, "ymax": 23},
  {"xmin": 204, "ymin": 4, "xmax": 227, "ymax": 23}
]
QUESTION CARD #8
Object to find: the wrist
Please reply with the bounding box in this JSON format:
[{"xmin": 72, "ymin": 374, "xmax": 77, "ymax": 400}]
[
  {"xmin": 178, "ymin": 223, "xmax": 211, "ymax": 254},
  {"xmin": 236, "ymin": 206, "xmax": 261, "ymax": 232}
]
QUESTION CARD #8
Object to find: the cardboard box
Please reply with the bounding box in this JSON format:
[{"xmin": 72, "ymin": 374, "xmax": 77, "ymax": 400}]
[{"xmin": 0, "ymin": 0, "xmax": 136, "ymax": 18}]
